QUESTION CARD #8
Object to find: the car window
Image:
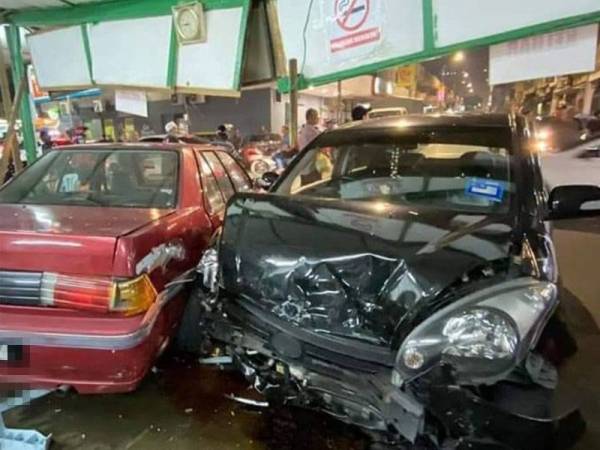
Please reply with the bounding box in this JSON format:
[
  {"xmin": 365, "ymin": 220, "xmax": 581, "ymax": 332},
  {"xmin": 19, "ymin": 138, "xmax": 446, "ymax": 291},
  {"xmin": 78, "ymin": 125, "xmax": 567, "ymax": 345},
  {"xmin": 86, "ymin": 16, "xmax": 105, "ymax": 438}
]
[
  {"xmin": 277, "ymin": 133, "xmax": 513, "ymax": 215},
  {"xmin": 0, "ymin": 149, "xmax": 178, "ymax": 208},
  {"xmin": 197, "ymin": 153, "xmax": 225, "ymax": 214},
  {"xmin": 203, "ymin": 152, "xmax": 236, "ymax": 202},
  {"xmin": 216, "ymin": 152, "xmax": 252, "ymax": 192}
]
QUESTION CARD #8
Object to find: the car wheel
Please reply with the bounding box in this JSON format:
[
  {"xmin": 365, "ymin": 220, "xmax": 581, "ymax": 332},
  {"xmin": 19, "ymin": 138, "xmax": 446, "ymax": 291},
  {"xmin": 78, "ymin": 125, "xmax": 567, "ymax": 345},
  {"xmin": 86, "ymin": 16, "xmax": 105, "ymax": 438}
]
[{"xmin": 174, "ymin": 285, "xmax": 212, "ymax": 355}]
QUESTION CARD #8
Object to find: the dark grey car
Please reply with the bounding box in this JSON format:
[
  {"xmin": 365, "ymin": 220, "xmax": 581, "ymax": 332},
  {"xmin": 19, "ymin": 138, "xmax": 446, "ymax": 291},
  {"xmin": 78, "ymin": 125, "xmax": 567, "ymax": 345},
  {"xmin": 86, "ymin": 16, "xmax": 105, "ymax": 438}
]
[{"xmin": 180, "ymin": 114, "xmax": 600, "ymax": 449}]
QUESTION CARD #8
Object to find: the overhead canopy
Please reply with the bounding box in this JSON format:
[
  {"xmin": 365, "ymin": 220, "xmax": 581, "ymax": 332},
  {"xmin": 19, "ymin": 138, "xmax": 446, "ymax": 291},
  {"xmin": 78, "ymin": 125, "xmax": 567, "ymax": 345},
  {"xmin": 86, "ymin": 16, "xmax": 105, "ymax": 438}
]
[
  {"xmin": 0, "ymin": 0, "xmax": 101, "ymax": 9},
  {"xmin": 276, "ymin": 0, "xmax": 600, "ymax": 91},
  {"xmin": 2, "ymin": 0, "xmax": 600, "ymax": 95},
  {"xmin": 2, "ymin": 0, "xmax": 251, "ymax": 96}
]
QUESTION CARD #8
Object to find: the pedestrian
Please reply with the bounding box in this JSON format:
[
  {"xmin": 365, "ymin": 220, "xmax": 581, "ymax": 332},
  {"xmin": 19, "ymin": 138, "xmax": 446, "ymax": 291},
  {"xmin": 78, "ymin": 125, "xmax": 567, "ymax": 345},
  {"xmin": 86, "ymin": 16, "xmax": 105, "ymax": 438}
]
[
  {"xmin": 298, "ymin": 108, "xmax": 321, "ymax": 150},
  {"xmin": 39, "ymin": 128, "xmax": 53, "ymax": 154},
  {"xmin": 351, "ymin": 105, "xmax": 370, "ymax": 121},
  {"xmin": 165, "ymin": 121, "xmax": 179, "ymax": 143},
  {"xmin": 216, "ymin": 124, "xmax": 229, "ymax": 142},
  {"xmin": 281, "ymin": 124, "xmax": 290, "ymax": 148}
]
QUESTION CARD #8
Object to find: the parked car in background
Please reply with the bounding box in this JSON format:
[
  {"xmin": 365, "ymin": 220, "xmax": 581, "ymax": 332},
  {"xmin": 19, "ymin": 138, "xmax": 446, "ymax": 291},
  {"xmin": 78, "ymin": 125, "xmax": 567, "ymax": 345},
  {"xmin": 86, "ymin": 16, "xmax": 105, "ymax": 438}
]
[
  {"xmin": 0, "ymin": 143, "xmax": 251, "ymax": 394},
  {"xmin": 541, "ymin": 138, "xmax": 600, "ymax": 189},
  {"xmin": 240, "ymin": 133, "xmax": 283, "ymax": 178},
  {"xmin": 186, "ymin": 114, "xmax": 593, "ymax": 449},
  {"xmin": 139, "ymin": 134, "xmax": 210, "ymax": 145},
  {"xmin": 367, "ymin": 107, "xmax": 408, "ymax": 119},
  {"xmin": 534, "ymin": 115, "xmax": 600, "ymax": 153}
]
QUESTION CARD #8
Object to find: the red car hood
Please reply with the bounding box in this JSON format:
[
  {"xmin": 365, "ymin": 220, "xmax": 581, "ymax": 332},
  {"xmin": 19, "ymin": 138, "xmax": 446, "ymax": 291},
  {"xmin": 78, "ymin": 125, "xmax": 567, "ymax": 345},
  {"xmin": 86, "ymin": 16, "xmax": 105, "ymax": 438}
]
[{"xmin": 0, "ymin": 204, "xmax": 174, "ymax": 275}]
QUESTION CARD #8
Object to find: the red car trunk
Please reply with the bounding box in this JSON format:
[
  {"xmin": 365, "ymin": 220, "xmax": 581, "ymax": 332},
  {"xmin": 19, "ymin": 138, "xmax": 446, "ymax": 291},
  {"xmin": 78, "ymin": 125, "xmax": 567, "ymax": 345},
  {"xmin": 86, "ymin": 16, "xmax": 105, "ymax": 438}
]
[
  {"xmin": 0, "ymin": 204, "xmax": 182, "ymax": 393},
  {"xmin": 0, "ymin": 204, "xmax": 173, "ymax": 275}
]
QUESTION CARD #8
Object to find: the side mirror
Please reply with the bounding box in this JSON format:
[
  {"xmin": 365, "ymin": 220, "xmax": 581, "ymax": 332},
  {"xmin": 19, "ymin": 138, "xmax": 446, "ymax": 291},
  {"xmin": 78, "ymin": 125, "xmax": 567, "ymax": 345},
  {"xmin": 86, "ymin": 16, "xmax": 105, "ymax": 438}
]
[
  {"xmin": 256, "ymin": 171, "xmax": 279, "ymax": 191},
  {"xmin": 548, "ymin": 185, "xmax": 600, "ymax": 220}
]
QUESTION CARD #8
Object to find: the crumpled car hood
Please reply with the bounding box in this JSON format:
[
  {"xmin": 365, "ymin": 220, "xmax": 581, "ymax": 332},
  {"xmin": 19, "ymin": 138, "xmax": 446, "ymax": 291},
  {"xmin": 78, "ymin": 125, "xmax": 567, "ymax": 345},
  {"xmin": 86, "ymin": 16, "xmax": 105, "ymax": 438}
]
[{"xmin": 220, "ymin": 193, "xmax": 514, "ymax": 346}]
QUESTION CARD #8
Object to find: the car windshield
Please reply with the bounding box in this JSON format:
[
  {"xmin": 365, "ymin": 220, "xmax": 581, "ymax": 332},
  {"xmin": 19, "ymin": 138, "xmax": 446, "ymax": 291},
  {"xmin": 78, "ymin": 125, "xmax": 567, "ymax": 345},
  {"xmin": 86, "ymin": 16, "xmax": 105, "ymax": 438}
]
[
  {"xmin": 276, "ymin": 128, "xmax": 513, "ymax": 214},
  {"xmin": 0, "ymin": 149, "xmax": 179, "ymax": 208}
]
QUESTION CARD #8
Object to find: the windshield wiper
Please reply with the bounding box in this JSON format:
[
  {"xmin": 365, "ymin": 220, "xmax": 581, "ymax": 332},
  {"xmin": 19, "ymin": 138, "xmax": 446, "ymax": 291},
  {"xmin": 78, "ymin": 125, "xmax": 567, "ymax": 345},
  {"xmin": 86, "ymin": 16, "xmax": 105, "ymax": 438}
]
[{"xmin": 85, "ymin": 193, "xmax": 110, "ymax": 206}]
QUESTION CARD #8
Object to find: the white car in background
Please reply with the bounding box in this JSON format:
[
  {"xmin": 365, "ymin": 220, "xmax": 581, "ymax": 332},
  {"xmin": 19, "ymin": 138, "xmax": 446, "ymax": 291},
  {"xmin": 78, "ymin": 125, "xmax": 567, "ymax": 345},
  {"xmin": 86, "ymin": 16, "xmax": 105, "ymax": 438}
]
[
  {"xmin": 541, "ymin": 138, "xmax": 600, "ymax": 189},
  {"xmin": 367, "ymin": 107, "xmax": 408, "ymax": 119}
]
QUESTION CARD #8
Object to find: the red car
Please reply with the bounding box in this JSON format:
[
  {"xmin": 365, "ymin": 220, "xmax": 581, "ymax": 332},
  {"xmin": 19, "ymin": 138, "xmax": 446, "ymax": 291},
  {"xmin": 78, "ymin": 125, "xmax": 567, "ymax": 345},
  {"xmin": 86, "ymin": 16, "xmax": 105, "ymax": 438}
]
[{"xmin": 0, "ymin": 143, "xmax": 251, "ymax": 393}]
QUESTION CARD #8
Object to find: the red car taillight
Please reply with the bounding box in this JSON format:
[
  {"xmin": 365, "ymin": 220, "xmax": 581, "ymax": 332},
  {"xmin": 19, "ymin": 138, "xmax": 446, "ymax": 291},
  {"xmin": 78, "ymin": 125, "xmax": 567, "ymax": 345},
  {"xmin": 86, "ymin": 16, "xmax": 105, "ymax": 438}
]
[{"xmin": 41, "ymin": 273, "xmax": 157, "ymax": 316}]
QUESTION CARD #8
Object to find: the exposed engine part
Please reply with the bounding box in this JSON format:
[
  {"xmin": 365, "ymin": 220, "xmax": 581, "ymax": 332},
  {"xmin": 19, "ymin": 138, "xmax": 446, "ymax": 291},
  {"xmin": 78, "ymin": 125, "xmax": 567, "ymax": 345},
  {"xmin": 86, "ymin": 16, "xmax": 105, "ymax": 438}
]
[{"xmin": 197, "ymin": 248, "xmax": 219, "ymax": 293}]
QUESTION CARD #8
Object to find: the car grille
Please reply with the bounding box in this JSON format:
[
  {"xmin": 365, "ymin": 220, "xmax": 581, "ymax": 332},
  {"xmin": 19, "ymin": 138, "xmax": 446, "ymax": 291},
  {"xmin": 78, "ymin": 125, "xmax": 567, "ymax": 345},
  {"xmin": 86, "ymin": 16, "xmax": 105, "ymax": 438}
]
[{"xmin": 0, "ymin": 271, "xmax": 43, "ymax": 306}]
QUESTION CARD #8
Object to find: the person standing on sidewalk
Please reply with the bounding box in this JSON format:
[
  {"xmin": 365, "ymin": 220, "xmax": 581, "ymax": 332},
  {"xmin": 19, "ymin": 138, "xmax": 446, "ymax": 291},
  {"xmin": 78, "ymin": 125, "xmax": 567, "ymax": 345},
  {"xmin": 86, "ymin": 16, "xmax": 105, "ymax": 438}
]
[{"xmin": 298, "ymin": 109, "xmax": 321, "ymax": 150}]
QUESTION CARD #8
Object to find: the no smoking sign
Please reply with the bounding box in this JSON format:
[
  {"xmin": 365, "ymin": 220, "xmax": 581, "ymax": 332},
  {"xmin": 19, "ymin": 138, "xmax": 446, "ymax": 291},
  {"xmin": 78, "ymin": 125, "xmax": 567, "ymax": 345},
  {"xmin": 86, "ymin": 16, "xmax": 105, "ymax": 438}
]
[
  {"xmin": 330, "ymin": 0, "xmax": 382, "ymax": 54},
  {"xmin": 336, "ymin": 0, "xmax": 370, "ymax": 31}
]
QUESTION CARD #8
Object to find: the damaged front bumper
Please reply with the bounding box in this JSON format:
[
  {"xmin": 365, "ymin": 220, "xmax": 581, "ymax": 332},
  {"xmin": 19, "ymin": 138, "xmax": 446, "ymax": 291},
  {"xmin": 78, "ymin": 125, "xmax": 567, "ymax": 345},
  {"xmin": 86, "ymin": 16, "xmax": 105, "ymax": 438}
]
[{"xmin": 206, "ymin": 298, "xmax": 584, "ymax": 450}]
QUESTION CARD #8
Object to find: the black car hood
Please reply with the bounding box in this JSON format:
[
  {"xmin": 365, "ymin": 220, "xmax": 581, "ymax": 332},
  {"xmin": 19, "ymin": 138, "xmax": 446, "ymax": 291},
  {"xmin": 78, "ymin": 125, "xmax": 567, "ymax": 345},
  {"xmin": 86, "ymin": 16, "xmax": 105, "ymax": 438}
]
[{"xmin": 220, "ymin": 193, "xmax": 515, "ymax": 346}]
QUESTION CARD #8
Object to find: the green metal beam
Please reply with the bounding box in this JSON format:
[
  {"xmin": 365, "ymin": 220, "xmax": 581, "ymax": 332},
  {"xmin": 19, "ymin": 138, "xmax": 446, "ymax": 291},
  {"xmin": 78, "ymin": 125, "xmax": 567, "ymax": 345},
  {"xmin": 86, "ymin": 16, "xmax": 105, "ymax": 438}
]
[
  {"xmin": 5, "ymin": 25, "xmax": 37, "ymax": 165},
  {"xmin": 8, "ymin": 0, "xmax": 247, "ymax": 27},
  {"xmin": 166, "ymin": 23, "xmax": 178, "ymax": 89}
]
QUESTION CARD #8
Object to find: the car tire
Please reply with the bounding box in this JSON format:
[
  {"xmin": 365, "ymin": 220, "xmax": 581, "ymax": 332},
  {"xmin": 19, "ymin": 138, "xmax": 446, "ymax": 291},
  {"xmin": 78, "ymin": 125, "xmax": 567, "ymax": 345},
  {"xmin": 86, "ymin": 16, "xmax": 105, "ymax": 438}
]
[{"xmin": 174, "ymin": 286, "xmax": 211, "ymax": 355}]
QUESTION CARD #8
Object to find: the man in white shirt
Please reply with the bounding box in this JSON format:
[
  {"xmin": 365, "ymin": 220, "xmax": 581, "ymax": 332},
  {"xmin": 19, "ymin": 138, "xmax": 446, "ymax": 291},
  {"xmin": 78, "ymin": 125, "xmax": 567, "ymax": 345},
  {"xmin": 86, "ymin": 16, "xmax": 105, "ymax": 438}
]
[{"xmin": 297, "ymin": 108, "xmax": 321, "ymax": 150}]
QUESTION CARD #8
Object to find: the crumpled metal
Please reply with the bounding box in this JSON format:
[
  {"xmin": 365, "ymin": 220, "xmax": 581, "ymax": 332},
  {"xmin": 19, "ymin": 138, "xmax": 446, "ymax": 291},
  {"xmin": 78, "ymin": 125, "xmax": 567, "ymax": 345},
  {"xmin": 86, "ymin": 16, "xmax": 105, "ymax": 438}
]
[{"xmin": 219, "ymin": 194, "xmax": 512, "ymax": 345}]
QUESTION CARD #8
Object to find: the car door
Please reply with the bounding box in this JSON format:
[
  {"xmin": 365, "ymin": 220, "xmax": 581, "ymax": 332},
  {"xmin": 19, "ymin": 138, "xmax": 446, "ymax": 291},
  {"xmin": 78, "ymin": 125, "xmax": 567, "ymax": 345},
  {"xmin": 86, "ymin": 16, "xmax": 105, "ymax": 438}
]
[
  {"xmin": 575, "ymin": 146, "xmax": 600, "ymax": 186},
  {"xmin": 542, "ymin": 143, "xmax": 600, "ymax": 189}
]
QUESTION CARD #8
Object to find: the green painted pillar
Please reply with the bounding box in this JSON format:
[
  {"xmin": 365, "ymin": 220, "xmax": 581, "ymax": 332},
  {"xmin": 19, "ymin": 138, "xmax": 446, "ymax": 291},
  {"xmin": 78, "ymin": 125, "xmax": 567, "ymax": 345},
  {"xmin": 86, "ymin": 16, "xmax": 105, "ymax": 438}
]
[{"xmin": 6, "ymin": 25, "xmax": 37, "ymax": 164}]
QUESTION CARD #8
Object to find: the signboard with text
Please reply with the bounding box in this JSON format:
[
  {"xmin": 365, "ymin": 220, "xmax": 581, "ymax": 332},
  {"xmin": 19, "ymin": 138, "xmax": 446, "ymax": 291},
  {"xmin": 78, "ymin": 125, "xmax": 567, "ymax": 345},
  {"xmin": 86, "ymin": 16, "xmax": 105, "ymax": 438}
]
[
  {"xmin": 489, "ymin": 24, "xmax": 599, "ymax": 85},
  {"xmin": 329, "ymin": 0, "xmax": 382, "ymax": 55},
  {"xmin": 276, "ymin": 0, "xmax": 600, "ymax": 90}
]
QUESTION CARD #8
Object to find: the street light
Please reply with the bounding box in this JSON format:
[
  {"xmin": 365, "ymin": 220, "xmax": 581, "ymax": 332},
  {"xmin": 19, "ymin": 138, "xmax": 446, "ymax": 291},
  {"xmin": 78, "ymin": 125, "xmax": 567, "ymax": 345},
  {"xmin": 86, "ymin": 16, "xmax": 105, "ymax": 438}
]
[
  {"xmin": 453, "ymin": 51, "xmax": 465, "ymax": 63},
  {"xmin": 463, "ymin": 72, "xmax": 469, "ymax": 78}
]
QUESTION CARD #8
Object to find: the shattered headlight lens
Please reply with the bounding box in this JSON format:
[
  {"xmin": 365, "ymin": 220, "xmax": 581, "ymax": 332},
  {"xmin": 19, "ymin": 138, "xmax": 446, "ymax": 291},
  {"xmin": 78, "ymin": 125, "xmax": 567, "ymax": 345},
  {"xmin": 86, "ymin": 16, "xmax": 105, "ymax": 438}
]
[
  {"xmin": 442, "ymin": 308, "xmax": 517, "ymax": 359},
  {"xmin": 397, "ymin": 278, "xmax": 557, "ymax": 384}
]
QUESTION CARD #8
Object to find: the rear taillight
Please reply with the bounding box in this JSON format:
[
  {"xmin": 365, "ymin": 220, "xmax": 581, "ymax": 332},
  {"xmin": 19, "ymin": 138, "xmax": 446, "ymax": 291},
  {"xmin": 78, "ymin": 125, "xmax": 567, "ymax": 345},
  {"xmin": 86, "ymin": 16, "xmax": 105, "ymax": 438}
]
[{"xmin": 41, "ymin": 273, "xmax": 157, "ymax": 316}]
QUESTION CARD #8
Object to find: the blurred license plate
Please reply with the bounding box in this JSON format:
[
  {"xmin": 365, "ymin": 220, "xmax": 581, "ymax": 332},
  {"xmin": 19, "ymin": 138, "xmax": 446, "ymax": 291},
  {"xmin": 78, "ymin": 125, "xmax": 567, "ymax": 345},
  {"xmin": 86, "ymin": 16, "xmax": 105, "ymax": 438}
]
[{"xmin": 0, "ymin": 345, "xmax": 7, "ymax": 361}]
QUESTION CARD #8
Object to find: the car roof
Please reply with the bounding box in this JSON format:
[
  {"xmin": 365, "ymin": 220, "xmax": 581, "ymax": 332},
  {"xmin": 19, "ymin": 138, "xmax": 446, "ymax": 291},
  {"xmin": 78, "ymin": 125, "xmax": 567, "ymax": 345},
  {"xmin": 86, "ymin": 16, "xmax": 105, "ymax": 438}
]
[
  {"xmin": 334, "ymin": 113, "xmax": 512, "ymax": 133},
  {"xmin": 55, "ymin": 142, "xmax": 226, "ymax": 152},
  {"xmin": 370, "ymin": 107, "xmax": 408, "ymax": 112}
]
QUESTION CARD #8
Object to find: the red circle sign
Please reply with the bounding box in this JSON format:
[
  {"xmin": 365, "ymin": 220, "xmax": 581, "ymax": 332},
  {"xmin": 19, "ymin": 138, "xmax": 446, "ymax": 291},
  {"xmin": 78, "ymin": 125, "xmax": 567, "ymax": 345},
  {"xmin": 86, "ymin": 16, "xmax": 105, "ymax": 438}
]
[{"xmin": 335, "ymin": 0, "xmax": 370, "ymax": 32}]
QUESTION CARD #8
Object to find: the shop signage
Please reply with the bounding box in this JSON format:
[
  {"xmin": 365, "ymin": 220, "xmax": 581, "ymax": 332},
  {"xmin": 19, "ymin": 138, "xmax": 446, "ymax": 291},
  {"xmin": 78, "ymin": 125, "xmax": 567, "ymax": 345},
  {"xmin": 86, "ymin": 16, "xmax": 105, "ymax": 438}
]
[
  {"xmin": 329, "ymin": 0, "xmax": 382, "ymax": 54},
  {"xmin": 27, "ymin": 65, "xmax": 49, "ymax": 102},
  {"xmin": 115, "ymin": 90, "xmax": 148, "ymax": 118},
  {"xmin": 277, "ymin": 0, "xmax": 600, "ymax": 91},
  {"xmin": 489, "ymin": 24, "xmax": 599, "ymax": 85}
]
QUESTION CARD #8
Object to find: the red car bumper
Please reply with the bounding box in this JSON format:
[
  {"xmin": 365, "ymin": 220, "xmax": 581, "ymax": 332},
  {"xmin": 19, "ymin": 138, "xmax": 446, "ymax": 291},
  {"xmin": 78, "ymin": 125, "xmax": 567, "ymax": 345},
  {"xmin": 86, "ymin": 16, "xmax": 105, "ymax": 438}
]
[{"xmin": 0, "ymin": 293, "xmax": 185, "ymax": 394}]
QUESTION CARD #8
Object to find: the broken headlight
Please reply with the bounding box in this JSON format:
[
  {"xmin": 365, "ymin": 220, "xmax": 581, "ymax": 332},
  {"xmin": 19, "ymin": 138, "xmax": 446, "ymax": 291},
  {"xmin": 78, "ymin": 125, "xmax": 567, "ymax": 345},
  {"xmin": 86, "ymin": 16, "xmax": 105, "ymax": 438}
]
[{"xmin": 396, "ymin": 278, "xmax": 557, "ymax": 385}]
